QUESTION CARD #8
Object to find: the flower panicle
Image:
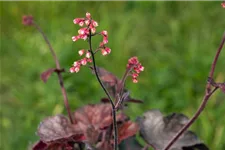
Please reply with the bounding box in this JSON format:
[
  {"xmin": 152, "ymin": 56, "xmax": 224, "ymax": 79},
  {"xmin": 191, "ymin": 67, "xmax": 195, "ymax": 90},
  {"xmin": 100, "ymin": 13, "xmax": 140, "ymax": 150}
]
[
  {"xmin": 70, "ymin": 12, "xmax": 112, "ymax": 73},
  {"xmin": 22, "ymin": 15, "xmax": 33, "ymax": 26},
  {"xmin": 70, "ymin": 51, "xmax": 92, "ymax": 73},
  {"xmin": 222, "ymin": 1, "xmax": 225, "ymax": 8},
  {"xmin": 127, "ymin": 57, "xmax": 144, "ymax": 83}
]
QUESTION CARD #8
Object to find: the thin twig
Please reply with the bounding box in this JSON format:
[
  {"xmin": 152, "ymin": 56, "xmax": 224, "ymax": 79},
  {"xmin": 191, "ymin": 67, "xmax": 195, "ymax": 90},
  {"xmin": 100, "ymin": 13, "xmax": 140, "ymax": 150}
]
[
  {"xmin": 163, "ymin": 87, "xmax": 218, "ymax": 150},
  {"xmin": 115, "ymin": 66, "xmax": 133, "ymax": 109},
  {"xmin": 33, "ymin": 22, "xmax": 74, "ymax": 124},
  {"xmin": 163, "ymin": 32, "xmax": 225, "ymax": 150},
  {"xmin": 88, "ymin": 29, "xmax": 118, "ymax": 150},
  {"xmin": 206, "ymin": 32, "xmax": 225, "ymax": 93}
]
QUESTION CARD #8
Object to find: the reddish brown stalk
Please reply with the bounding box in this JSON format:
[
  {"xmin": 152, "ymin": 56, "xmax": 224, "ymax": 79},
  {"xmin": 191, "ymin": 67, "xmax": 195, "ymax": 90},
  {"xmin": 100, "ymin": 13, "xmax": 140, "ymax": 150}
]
[
  {"xmin": 206, "ymin": 32, "xmax": 225, "ymax": 93},
  {"xmin": 115, "ymin": 66, "xmax": 133, "ymax": 109},
  {"xmin": 33, "ymin": 22, "xmax": 74, "ymax": 124},
  {"xmin": 163, "ymin": 32, "xmax": 225, "ymax": 150}
]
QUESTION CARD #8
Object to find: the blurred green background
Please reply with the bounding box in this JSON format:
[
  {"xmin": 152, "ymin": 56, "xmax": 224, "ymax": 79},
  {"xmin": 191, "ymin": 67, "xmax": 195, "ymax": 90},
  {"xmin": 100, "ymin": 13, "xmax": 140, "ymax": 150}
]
[{"xmin": 0, "ymin": 1, "xmax": 225, "ymax": 150}]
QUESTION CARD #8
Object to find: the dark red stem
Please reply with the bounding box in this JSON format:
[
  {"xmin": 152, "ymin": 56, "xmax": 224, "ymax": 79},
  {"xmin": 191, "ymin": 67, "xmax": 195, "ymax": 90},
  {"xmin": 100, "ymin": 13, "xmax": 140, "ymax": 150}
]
[
  {"xmin": 88, "ymin": 29, "xmax": 118, "ymax": 150},
  {"xmin": 33, "ymin": 22, "xmax": 74, "ymax": 124},
  {"xmin": 206, "ymin": 32, "xmax": 225, "ymax": 93},
  {"xmin": 163, "ymin": 32, "xmax": 225, "ymax": 150}
]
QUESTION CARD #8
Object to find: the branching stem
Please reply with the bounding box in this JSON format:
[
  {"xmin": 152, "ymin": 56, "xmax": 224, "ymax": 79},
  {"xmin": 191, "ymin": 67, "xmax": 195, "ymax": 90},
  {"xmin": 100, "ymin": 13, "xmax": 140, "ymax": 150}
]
[{"xmin": 163, "ymin": 32, "xmax": 225, "ymax": 150}]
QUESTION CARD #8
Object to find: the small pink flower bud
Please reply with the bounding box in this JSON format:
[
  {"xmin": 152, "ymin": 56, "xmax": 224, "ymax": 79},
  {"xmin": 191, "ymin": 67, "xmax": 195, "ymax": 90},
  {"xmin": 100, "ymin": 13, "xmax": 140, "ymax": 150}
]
[
  {"xmin": 81, "ymin": 58, "xmax": 87, "ymax": 65},
  {"xmin": 86, "ymin": 52, "xmax": 91, "ymax": 58},
  {"xmin": 74, "ymin": 66, "xmax": 80, "ymax": 73},
  {"xmin": 127, "ymin": 64, "xmax": 131, "ymax": 68},
  {"xmin": 222, "ymin": 2, "xmax": 225, "ymax": 8},
  {"xmin": 78, "ymin": 50, "xmax": 85, "ymax": 56},
  {"xmin": 87, "ymin": 58, "xmax": 92, "ymax": 63},
  {"xmin": 70, "ymin": 67, "xmax": 75, "ymax": 73},
  {"xmin": 73, "ymin": 18, "xmax": 80, "ymax": 24},
  {"xmin": 134, "ymin": 67, "xmax": 141, "ymax": 74},
  {"xmin": 92, "ymin": 21, "xmax": 98, "ymax": 27},
  {"xmin": 139, "ymin": 65, "xmax": 144, "ymax": 71},
  {"xmin": 85, "ymin": 20, "xmax": 90, "ymax": 25},
  {"xmin": 70, "ymin": 66, "xmax": 80, "ymax": 73},
  {"xmin": 91, "ymin": 28, "xmax": 96, "ymax": 34},
  {"xmin": 105, "ymin": 47, "xmax": 111, "ymax": 54},
  {"xmin": 78, "ymin": 28, "xmax": 87, "ymax": 35},
  {"xmin": 132, "ymin": 78, "xmax": 138, "ymax": 83},
  {"xmin": 22, "ymin": 15, "xmax": 33, "ymax": 26},
  {"xmin": 128, "ymin": 57, "xmax": 139, "ymax": 65},
  {"xmin": 101, "ymin": 30, "xmax": 108, "ymax": 36},
  {"xmin": 132, "ymin": 73, "xmax": 139, "ymax": 78},
  {"xmin": 73, "ymin": 61, "xmax": 79, "ymax": 66},
  {"xmin": 72, "ymin": 36, "xmax": 79, "ymax": 42},
  {"xmin": 101, "ymin": 49, "xmax": 108, "ymax": 56},
  {"xmin": 79, "ymin": 35, "xmax": 88, "ymax": 40},
  {"xmin": 103, "ymin": 36, "xmax": 108, "ymax": 44},
  {"xmin": 86, "ymin": 12, "xmax": 91, "ymax": 18},
  {"xmin": 79, "ymin": 21, "xmax": 84, "ymax": 26}
]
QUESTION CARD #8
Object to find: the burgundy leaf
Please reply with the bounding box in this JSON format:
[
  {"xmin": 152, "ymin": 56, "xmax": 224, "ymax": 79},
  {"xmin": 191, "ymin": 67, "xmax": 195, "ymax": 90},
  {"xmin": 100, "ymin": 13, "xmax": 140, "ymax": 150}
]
[
  {"xmin": 90, "ymin": 66, "xmax": 120, "ymax": 85},
  {"xmin": 137, "ymin": 110, "xmax": 209, "ymax": 150},
  {"xmin": 46, "ymin": 142, "xmax": 74, "ymax": 150},
  {"xmin": 37, "ymin": 114, "xmax": 83, "ymax": 143},
  {"xmin": 117, "ymin": 121, "xmax": 139, "ymax": 144},
  {"xmin": 74, "ymin": 103, "xmax": 127, "ymax": 131},
  {"xmin": 90, "ymin": 66, "xmax": 120, "ymax": 98},
  {"xmin": 85, "ymin": 125, "xmax": 100, "ymax": 145},
  {"xmin": 40, "ymin": 68, "xmax": 56, "ymax": 83},
  {"xmin": 32, "ymin": 140, "xmax": 48, "ymax": 150}
]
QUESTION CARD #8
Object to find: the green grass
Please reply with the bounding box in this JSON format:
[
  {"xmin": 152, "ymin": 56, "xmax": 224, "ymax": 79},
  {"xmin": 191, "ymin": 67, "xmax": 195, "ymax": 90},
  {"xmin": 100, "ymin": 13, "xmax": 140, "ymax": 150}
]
[{"xmin": 0, "ymin": 1, "xmax": 225, "ymax": 150}]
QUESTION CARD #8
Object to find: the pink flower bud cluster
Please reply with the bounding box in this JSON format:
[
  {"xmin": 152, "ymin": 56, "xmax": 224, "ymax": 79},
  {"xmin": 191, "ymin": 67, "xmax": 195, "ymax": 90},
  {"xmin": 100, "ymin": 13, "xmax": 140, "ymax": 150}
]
[
  {"xmin": 70, "ymin": 49, "xmax": 92, "ymax": 73},
  {"xmin": 70, "ymin": 12, "xmax": 112, "ymax": 73},
  {"xmin": 222, "ymin": 2, "xmax": 225, "ymax": 8},
  {"xmin": 127, "ymin": 57, "xmax": 144, "ymax": 83},
  {"xmin": 99, "ymin": 31, "xmax": 111, "ymax": 56},
  {"xmin": 22, "ymin": 15, "xmax": 33, "ymax": 26},
  {"xmin": 72, "ymin": 12, "xmax": 98, "ymax": 42}
]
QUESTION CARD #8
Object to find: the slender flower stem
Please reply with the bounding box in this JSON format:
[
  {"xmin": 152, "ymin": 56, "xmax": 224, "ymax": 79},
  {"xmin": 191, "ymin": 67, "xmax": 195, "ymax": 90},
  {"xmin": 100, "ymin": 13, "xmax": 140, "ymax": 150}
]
[
  {"xmin": 88, "ymin": 29, "xmax": 118, "ymax": 150},
  {"xmin": 163, "ymin": 87, "xmax": 218, "ymax": 150},
  {"xmin": 115, "ymin": 66, "xmax": 134, "ymax": 109},
  {"xmin": 163, "ymin": 32, "xmax": 225, "ymax": 150},
  {"xmin": 33, "ymin": 22, "xmax": 74, "ymax": 124},
  {"xmin": 206, "ymin": 32, "xmax": 225, "ymax": 93}
]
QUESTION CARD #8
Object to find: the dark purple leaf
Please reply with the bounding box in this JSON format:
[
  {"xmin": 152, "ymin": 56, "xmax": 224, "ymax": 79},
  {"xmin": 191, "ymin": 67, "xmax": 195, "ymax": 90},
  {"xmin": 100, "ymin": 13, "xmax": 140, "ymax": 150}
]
[
  {"xmin": 117, "ymin": 121, "xmax": 139, "ymax": 144},
  {"xmin": 74, "ymin": 103, "xmax": 127, "ymax": 131},
  {"xmin": 183, "ymin": 143, "xmax": 209, "ymax": 150},
  {"xmin": 137, "ymin": 110, "xmax": 209, "ymax": 150},
  {"xmin": 40, "ymin": 68, "xmax": 56, "ymax": 83},
  {"xmin": 90, "ymin": 66, "xmax": 120, "ymax": 97},
  {"xmin": 32, "ymin": 140, "xmax": 47, "ymax": 150},
  {"xmin": 37, "ymin": 114, "xmax": 83, "ymax": 143},
  {"xmin": 85, "ymin": 125, "xmax": 99, "ymax": 145}
]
